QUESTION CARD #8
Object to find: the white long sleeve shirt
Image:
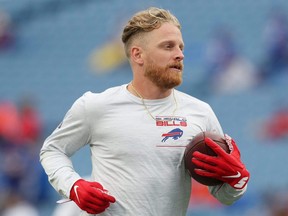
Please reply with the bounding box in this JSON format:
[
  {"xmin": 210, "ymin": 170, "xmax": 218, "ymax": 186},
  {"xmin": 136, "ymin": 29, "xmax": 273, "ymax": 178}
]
[{"xmin": 40, "ymin": 84, "xmax": 246, "ymax": 216}]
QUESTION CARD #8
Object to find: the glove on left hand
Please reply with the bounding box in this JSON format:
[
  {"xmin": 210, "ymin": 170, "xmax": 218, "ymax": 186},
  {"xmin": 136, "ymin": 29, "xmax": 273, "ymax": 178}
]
[{"xmin": 191, "ymin": 134, "xmax": 250, "ymax": 189}]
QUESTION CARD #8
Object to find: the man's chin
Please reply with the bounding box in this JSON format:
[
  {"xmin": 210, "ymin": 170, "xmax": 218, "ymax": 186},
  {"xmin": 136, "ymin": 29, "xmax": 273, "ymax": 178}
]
[
  {"xmin": 145, "ymin": 67, "xmax": 183, "ymax": 89},
  {"xmin": 157, "ymin": 79, "xmax": 182, "ymax": 89}
]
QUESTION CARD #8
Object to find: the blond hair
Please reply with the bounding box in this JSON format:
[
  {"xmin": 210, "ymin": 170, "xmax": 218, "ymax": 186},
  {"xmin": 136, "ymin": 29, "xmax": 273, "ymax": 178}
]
[{"xmin": 121, "ymin": 7, "xmax": 181, "ymax": 57}]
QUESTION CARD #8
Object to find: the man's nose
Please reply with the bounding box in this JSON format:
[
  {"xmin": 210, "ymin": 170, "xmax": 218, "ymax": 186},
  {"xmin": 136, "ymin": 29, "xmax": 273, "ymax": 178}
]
[{"xmin": 175, "ymin": 48, "xmax": 184, "ymax": 61}]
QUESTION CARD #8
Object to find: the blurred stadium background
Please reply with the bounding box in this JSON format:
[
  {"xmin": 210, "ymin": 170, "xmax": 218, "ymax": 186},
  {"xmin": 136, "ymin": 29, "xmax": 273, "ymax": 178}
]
[{"xmin": 0, "ymin": 0, "xmax": 288, "ymax": 215}]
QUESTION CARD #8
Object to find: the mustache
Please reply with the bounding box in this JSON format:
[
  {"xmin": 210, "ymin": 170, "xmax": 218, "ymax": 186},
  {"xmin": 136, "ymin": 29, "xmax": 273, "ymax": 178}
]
[{"xmin": 167, "ymin": 62, "xmax": 184, "ymax": 70}]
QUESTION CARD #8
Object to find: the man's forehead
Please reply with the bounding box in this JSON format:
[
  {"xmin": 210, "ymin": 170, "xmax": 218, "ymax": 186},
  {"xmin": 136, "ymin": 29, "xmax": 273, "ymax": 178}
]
[{"xmin": 147, "ymin": 23, "xmax": 183, "ymax": 43}]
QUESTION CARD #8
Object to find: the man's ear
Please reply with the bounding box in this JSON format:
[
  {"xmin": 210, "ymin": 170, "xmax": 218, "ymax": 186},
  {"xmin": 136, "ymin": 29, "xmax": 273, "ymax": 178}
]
[{"xmin": 130, "ymin": 46, "xmax": 144, "ymax": 65}]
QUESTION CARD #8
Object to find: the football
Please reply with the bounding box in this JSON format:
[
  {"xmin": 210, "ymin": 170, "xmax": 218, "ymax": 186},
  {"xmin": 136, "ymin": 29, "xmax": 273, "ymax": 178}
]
[{"xmin": 184, "ymin": 131, "xmax": 230, "ymax": 186}]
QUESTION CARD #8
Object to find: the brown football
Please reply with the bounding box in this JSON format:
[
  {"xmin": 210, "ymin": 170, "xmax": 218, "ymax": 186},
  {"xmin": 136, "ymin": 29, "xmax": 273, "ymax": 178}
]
[{"xmin": 184, "ymin": 131, "xmax": 230, "ymax": 186}]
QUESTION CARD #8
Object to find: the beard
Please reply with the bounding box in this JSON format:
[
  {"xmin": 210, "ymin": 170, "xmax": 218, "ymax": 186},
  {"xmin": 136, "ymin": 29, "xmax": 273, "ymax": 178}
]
[{"xmin": 144, "ymin": 61, "xmax": 183, "ymax": 89}]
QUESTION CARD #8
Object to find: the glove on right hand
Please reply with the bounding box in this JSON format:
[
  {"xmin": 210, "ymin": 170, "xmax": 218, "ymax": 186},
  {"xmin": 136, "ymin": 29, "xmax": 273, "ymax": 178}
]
[{"xmin": 69, "ymin": 179, "xmax": 116, "ymax": 214}]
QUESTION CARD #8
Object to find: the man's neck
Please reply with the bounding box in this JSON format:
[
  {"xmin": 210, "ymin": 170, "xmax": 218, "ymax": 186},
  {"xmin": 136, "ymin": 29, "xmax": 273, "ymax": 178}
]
[{"xmin": 128, "ymin": 80, "xmax": 172, "ymax": 100}]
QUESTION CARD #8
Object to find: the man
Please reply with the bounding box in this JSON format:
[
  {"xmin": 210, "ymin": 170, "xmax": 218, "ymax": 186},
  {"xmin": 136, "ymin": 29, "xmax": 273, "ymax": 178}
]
[{"xmin": 40, "ymin": 7, "xmax": 250, "ymax": 216}]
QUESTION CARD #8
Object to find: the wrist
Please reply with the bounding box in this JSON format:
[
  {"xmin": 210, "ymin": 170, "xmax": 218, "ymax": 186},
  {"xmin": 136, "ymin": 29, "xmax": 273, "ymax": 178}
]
[
  {"xmin": 69, "ymin": 178, "xmax": 83, "ymax": 199},
  {"xmin": 228, "ymin": 169, "xmax": 250, "ymax": 189}
]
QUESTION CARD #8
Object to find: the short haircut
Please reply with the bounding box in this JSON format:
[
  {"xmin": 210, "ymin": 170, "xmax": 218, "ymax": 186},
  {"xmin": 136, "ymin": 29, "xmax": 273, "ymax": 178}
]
[{"xmin": 121, "ymin": 7, "xmax": 181, "ymax": 57}]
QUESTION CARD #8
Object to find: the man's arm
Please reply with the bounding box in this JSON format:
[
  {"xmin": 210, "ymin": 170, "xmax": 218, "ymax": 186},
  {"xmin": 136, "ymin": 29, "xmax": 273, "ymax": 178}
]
[
  {"xmin": 192, "ymin": 134, "xmax": 250, "ymax": 205},
  {"xmin": 39, "ymin": 95, "xmax": 90, "ymax": 197}
]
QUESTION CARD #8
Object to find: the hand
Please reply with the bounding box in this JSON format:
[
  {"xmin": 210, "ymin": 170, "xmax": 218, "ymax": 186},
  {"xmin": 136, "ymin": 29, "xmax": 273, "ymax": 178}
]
[
  {"xmin": 69, "ymin": 179, "xmax": 116, "ymax": 214},
  {"xmin": 191, "ymin": 134, "xmax": 250, "ymax": 189}
]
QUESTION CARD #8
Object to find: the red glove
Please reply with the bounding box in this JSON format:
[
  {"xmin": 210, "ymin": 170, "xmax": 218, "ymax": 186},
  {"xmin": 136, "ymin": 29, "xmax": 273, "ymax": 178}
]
[
  {"xmin": 69, "ymin": 179, "xmax": 116, "ymax": 214},
  {"xmin": 191, "ymin": 134, "xmax": 250, "ymax": 189}
]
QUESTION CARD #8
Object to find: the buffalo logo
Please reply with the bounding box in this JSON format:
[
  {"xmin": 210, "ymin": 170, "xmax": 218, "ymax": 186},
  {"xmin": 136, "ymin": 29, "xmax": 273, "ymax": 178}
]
[{"xmin": 161, "ymin": 128, "xmax": 183, "ymax": 142}]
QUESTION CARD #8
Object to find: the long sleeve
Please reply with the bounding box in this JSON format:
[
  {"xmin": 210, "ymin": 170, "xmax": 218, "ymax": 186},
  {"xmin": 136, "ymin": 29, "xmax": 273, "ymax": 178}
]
[
  {"xmin": 209, "ymin": 183, "xmax": 247, "ymax": 205},
  {"xmin": 39, "ymin": 93, "xmax": 91, "ymax": 198},
  {"xmin": 205, "ymin": 104, "xmax": 248, "ymax": 205}
]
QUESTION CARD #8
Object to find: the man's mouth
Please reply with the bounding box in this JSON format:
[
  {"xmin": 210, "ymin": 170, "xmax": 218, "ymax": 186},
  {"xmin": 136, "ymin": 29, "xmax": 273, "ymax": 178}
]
[{"xmin": 169, "ymin": 63, "xmax": 183, "ymax": 71}]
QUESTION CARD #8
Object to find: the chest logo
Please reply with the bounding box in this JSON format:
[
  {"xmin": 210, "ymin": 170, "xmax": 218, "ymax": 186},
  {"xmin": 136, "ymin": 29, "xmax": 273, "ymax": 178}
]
[
  {"xmin": 156, "ymin": 116, "xmax": 187, "ymax": 127},
  {"xmin": 161, "ymin": 128, "xmax": 183, "ymax": 142}
]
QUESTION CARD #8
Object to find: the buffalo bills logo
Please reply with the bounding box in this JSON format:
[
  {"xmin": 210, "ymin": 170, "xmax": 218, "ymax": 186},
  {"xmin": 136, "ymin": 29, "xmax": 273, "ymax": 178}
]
[{"xmin": 161, "ymin": 128, "xmax": 183, "ymax": 142}]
